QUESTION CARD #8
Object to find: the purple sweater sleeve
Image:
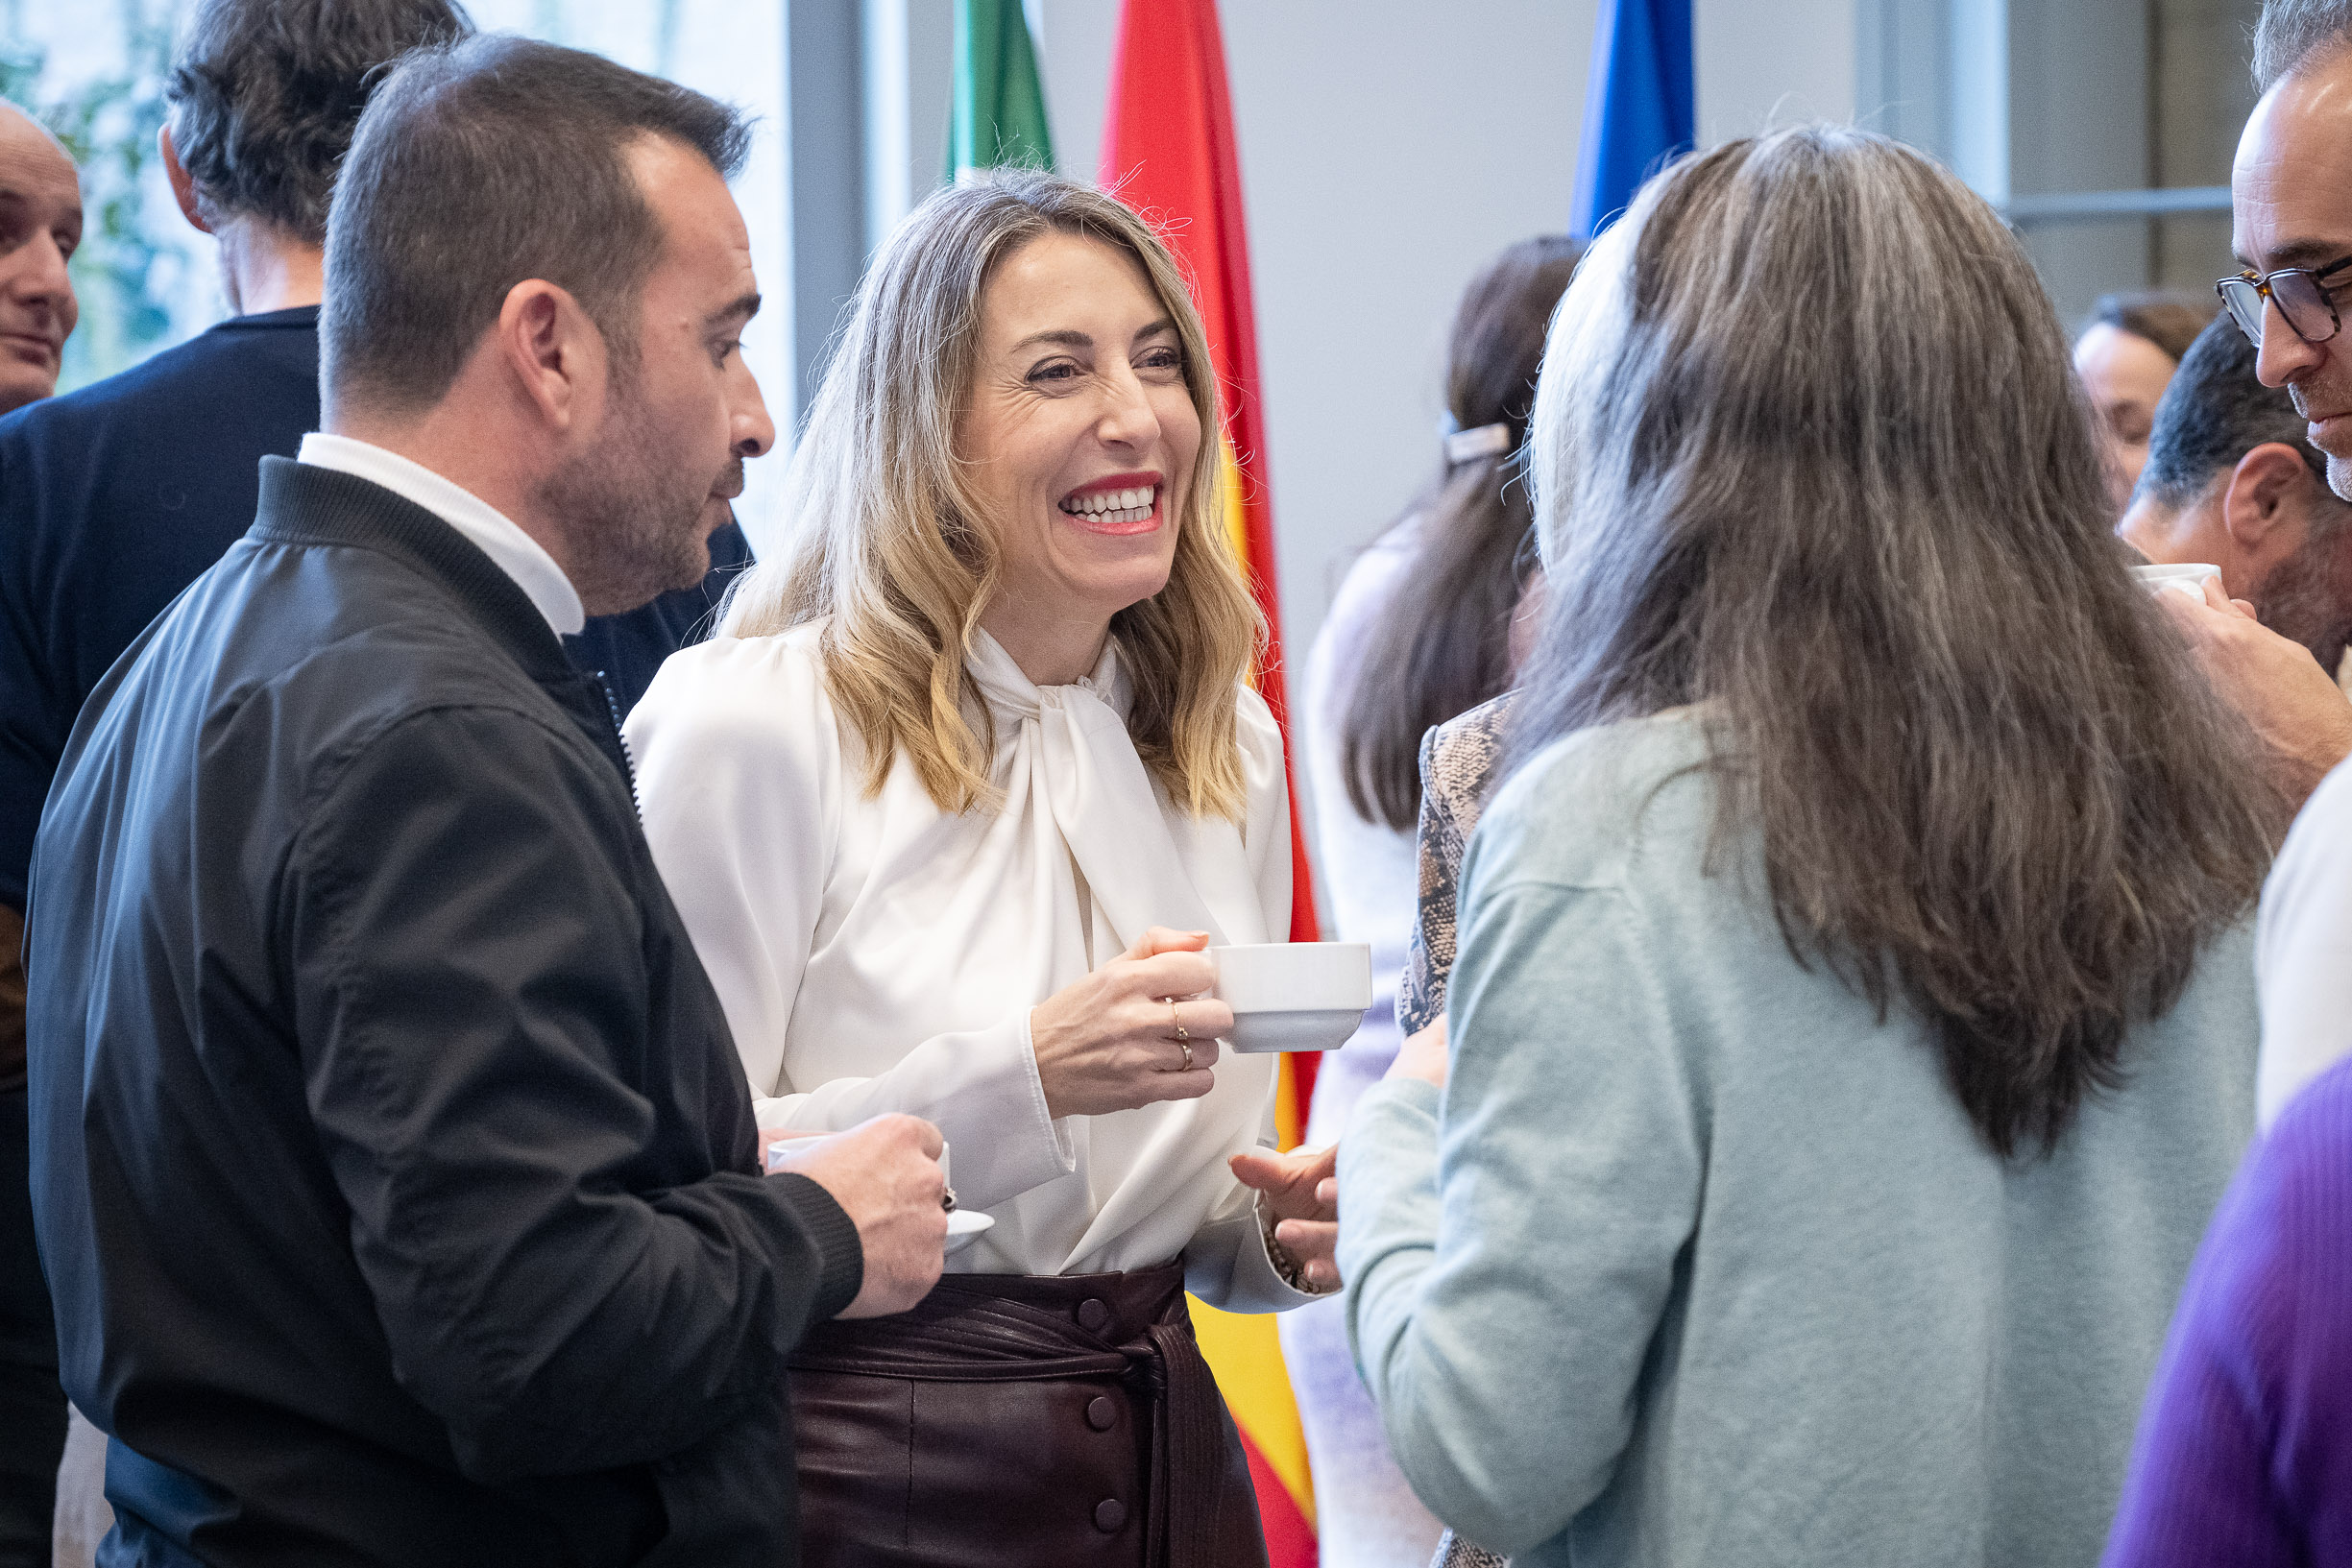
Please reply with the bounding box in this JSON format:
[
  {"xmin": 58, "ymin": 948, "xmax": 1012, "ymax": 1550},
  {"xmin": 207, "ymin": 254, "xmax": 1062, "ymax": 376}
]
[{"xmin": 2102, "ymin": 1056, "xmax": 2352, "ymax": 1568}]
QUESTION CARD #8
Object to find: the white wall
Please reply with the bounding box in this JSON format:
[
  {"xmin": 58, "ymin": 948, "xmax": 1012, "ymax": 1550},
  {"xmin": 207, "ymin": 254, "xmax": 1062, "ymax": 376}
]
[{"xmin": 1697, "ymin": 0, "xmax": 1857, "ymax": 146}]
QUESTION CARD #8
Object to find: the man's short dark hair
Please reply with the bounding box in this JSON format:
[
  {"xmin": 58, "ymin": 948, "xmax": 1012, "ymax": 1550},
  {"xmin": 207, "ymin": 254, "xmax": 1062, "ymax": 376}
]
[
  {"xmin": 2256, "ymin": 0, "xmax": 2352, "ymax": 90},
  {"xmin": 321, "ymin": 35, "xmax": 750, "ymax": 415},
  {"xmin": 2137, "ymin": 314, "xmax": 2333, "ymax": 510},
  {"xmin": 164, "ymin": 0, "xmax": 473, "ymax": 244}
]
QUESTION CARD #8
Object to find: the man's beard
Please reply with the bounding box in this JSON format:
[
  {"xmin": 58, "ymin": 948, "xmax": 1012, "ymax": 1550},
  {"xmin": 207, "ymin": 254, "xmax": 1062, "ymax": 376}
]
[
  {"xmin": 538, "ymin": 379, "xmax": 732, "ymax": 616},
  {"xmin": 2256, "ymin": 521, "xmax": 2352, "ymax": 677}
]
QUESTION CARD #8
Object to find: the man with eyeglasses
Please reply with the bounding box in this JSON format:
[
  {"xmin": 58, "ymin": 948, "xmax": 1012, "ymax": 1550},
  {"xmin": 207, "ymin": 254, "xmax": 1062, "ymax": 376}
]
[
  {"xmin": 2126, "ymin": 24, "xmax": 2352, "ymax": 824},
  {"xmin": 2219, "ymin": 3, "xmax": 2352, "ymax": 1118},
  {"xmin": 2100, "ymin": 8, "xmax": 2352, "ymax": 1562}
]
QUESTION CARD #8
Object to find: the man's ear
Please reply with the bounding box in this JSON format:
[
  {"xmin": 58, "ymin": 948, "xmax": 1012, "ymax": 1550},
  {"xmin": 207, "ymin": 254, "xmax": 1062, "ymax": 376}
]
[
  {"xmin": 493, "ymin": 279, "xmax": 598, "ymax": 434},
  {"xmin": 158, "ymin": 124, "xmax": 211, "ymax": 236},
  {"xmin": 2220, "ymin": 442, "xmax": 2318, "ymax": 554}
]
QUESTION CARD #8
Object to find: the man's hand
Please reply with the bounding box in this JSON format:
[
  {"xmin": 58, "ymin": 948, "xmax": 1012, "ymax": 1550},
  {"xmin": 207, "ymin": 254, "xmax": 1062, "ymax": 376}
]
[
  {"xmin": 770, "ymin": 1114, "xmax": 947, "ymax": 1318},
  {"xmin": 1230, "ymin": 1144, "xmax": 1340, "ymax": 1291},
  {"xmin": 2162, "ymin": 578, "xmax": 2352, "ymax": 812}
]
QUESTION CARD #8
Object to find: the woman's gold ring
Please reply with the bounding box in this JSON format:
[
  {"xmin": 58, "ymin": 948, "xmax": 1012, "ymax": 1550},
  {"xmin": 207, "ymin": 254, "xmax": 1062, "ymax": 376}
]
[
  {"xmin": 1179, "ymin": 1038, "xmax": 1195, "ymax": 1072},
  {"xmin": 1171, "ymin": 999, "xmax": 1188, "ymax": 1045}
]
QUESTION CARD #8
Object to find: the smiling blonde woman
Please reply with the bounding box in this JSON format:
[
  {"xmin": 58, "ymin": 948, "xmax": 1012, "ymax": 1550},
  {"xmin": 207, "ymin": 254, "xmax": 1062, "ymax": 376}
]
[{"xmin": 625, "ymin": 168, "xmax": 1333, "ymax": 1567}]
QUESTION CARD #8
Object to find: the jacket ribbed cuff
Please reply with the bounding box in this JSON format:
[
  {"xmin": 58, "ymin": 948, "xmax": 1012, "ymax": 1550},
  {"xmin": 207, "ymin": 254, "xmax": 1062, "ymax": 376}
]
[{"xmin": 767, "ymin": 1171, "xmax": 864, "ymax": 1324}]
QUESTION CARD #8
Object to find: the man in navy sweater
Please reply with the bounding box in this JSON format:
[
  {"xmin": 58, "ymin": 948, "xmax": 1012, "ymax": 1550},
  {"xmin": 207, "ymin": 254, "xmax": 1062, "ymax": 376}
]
[
  {"xmin": 0, "ymin": 4, "xmax": 749, "ymax": 1560},
  {"xmin": 0, "ymin": 89, "xmax": 80, "ymax": 1568}
]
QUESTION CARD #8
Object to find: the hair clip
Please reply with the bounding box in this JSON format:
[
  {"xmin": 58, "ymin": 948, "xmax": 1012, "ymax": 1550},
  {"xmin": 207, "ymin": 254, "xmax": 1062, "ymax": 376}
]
[{"xmin": 1444, "ymin": 422, "xmax": 1514, "ymax": 465}]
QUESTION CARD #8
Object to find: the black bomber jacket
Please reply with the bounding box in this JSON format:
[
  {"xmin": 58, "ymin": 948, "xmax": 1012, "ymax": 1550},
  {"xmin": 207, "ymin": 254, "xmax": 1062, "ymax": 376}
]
[{"xmin": 25, "ymin": 456, "xmax": 859, "ymax": 1567}]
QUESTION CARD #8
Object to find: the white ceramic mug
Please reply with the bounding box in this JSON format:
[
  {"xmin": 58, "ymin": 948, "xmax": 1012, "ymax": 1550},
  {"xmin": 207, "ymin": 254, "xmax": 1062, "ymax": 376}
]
[
  {"xmin": 762, "ymin": 1130, "xmax": 950, "ymax": 1191},
  {"xmin": 2132, "ymin": 562, "xmax": 2222, "ymax": 601},
  {"xmin": 1207, "ymin": 942, "xmax": 1373, "ymax": 1053}
]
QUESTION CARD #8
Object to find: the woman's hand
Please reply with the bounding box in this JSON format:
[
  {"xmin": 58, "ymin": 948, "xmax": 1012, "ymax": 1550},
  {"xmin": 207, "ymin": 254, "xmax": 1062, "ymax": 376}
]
[
  {"xmin": 1030, "ymin": 926, "xmax": 1232, "ymax": 1119},
  {"xmin": 1230, "ymin": 1144, "xmax": 1340, "ymax": 1291},
  {"xmin": 1387, "ymin": 1018, "xmax": 1450, "ymax": 1087}
]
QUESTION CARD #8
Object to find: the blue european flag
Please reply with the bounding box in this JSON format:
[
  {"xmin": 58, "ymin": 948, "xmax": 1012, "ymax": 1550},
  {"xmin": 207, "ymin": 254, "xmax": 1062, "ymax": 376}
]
[{"xmin": 1571, "ymin": 0, "xmax": 1696, "ymax": 240}]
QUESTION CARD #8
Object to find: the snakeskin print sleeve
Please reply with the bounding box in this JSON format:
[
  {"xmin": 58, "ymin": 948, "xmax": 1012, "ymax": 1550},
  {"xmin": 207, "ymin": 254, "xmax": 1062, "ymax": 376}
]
[{"xmin": 1394, "ymin": 692, "xmax": 1516, "ymax": 1037}]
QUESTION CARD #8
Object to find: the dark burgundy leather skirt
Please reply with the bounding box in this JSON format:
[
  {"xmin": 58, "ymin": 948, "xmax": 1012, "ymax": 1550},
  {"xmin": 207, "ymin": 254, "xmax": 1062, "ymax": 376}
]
[{"xmin": 788, "ymin": 1262, "xmax": 1269, "ymax": 1568}]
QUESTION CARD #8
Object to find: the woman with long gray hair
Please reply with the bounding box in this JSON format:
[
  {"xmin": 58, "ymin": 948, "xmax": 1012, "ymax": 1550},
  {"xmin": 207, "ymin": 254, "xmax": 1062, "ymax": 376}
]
[{"xmin": 1336, "ymin": 125, "xmax": 2276, "ymax": 1568}]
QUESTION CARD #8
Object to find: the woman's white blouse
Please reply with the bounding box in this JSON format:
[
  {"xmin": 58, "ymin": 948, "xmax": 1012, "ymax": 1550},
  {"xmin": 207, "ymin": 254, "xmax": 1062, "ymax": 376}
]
[{"xmin": 626, "ymin": 623, "xmax": 1312, "ymax": 1312}]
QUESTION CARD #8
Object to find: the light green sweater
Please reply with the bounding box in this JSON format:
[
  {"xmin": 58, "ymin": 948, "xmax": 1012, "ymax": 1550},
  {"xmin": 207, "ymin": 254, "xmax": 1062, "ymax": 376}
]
[{"xmin": 1338, "ymin": 710, "xmax": 2257, "ymax": 1567}]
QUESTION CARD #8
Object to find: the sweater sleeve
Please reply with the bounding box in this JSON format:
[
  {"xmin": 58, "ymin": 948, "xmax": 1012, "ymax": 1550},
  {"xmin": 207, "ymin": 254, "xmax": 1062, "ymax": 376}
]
[
  {"xmin": 626, "ymin": 639, "xmax": 1072, "ymax": 1211},
  {"xmin": 287, "ymin": 704, "xmax": 860, "ymax": 1487},
  {"xmin": 2101, "ymin": 1060, "xmax": 2352, "ymax": 1568},
  {"xmin": 1338, "ymin": 874, "xmax": 1702, "ymax": 1555}
]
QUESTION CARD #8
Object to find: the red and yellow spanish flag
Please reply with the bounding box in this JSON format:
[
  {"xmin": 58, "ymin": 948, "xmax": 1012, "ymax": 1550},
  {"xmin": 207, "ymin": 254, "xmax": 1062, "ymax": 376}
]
[{"xmin": 1102, "ymin": 3, "xmax": 1321, "ymax": 1561}]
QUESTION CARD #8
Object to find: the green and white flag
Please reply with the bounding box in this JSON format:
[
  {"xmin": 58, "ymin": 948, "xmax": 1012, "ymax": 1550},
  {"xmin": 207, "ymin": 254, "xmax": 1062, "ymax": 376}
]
[{"xmin": 947, "ymin": 0, "xmax": 1054, "ymax": 178}]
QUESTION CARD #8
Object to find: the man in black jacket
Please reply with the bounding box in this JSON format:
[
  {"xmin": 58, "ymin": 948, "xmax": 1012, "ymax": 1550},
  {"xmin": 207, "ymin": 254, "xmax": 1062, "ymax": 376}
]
[
  {"xmin": 24, "ymin": 36, "xmax": 946, "ymax": 1568},
  {"xmin": 2, "ymin": 14, "xmax": 762, "ymax": 1550}
]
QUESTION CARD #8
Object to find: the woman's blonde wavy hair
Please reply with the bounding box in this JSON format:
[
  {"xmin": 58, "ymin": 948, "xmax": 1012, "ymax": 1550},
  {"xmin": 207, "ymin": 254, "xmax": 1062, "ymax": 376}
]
[{"xmin": 720, "ymin": 167, "xmax": 1263, "ymax": 819}]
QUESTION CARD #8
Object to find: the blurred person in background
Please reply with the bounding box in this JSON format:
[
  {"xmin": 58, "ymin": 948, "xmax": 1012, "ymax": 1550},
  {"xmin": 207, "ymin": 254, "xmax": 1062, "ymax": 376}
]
[
  {"xmin": 1287, "ymin": 233, "xmax": 1578, "ymax": 1568},
  {"xmin": 0, "ymin": 103, "xmax": 78, "ymax": 420},
  {"xmin": 1340, "ymin": 126, "xmax": 2274, "ymax": 1568},
  {"xmin": 2122, "ymin": 314, "xmax": 2352, "ymax": 675},
  {"xmin": 2076, "ymin": 290, "xmax": 2219, "ymax": 511},
  {"xmin": 2120, "ymin": 314, "xmax": 2352, "ymax": 856},
  {"xmin": 0, "ymin": 93, "xmax": 77, "ymax": 1568}
]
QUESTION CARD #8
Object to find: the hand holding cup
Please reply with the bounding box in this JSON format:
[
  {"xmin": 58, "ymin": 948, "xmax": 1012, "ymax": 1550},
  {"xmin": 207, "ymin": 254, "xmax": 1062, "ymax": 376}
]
[
  {"xmin": 766, "ymin": 1114, "xmax": 948, "ymax": 1319},
  {"xmin": 1028, "ymin": 926, "xmax": 1230, "ymax": 1119}
]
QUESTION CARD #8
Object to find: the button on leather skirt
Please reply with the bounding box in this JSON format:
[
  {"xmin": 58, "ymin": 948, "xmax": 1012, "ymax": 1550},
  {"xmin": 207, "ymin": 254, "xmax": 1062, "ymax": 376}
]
[{"xmin": 788, "ymin": 1263, "xmax": 1270, "ymax": 1568}]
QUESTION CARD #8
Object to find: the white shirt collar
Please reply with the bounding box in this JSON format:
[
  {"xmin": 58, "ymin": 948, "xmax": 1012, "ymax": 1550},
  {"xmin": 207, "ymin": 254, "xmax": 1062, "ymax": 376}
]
[
  {"xmin": 965, "ymin": 628, "xmax": 1129, "ymax": 723},
  {"xmin": 296, "ymin": 432, "xmax": 586, "ymax": 637}
]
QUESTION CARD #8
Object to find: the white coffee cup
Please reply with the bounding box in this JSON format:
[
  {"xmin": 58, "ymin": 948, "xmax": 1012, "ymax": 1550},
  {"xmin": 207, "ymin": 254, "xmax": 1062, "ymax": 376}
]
[
  {"xmin": 1207, "ymin": 942, "xmax": 1374, "ymax": 1053},
  {"xmin": 2133, "ymin": 562, "xmax": 2222, "ymax": 601},
  {"xmin": 762, "ymin": 1131, "xmax": 951, "ymax": 1191}
]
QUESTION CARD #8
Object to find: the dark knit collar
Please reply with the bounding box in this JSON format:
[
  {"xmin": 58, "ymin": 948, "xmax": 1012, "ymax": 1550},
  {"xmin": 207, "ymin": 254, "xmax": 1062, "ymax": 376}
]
[
  {"xmin": 215, "ymin": 304, "xmax": 320, "ymax": 332},
  {"xmin": 249, "ymin": 455, "xmax": 575, "ymax": 689}
]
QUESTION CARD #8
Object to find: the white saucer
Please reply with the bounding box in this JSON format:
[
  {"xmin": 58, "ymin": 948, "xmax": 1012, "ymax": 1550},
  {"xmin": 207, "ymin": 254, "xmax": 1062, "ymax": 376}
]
[
  {"xmin": 1224, "ymin": 1006, "xmax": 1363, "ymax": 1053},
  {"xmin": 944, "ymin": 1209, "xmax": 995, "ymax": 1253}
]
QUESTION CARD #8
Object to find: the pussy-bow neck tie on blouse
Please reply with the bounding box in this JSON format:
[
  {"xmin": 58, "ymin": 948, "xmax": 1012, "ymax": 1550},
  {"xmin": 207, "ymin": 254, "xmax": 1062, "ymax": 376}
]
[{"xmin": 963, "ymin": 631, "xmax": 1234, "ymax": 955}]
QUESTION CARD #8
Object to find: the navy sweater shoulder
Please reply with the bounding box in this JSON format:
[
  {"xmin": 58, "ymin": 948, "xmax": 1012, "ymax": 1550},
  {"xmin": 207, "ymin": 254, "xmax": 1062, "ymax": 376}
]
[{"xmin": 0, "ymin": 307, "xmax": 750, "ymax": 907}]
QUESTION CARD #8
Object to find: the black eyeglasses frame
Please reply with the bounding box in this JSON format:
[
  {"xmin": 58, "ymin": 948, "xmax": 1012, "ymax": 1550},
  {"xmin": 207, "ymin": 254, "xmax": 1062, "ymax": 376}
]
[{"xmin": 2217, "ymin": 254, "xmax": 2352, "ymax": 348}]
